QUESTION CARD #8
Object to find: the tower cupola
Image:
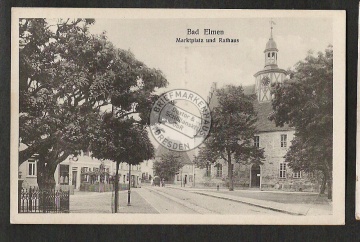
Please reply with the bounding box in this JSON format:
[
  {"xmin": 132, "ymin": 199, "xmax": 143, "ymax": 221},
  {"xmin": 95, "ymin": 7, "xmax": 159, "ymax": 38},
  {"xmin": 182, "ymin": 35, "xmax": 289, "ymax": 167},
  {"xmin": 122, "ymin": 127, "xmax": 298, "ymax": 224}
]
[
  {"xmin": 264, "ymin": 21, "xmax": 279, "ymax": 69},
  {"xmin": 254, "ymin": 20, "xmax": 287, "ymax": 103}
]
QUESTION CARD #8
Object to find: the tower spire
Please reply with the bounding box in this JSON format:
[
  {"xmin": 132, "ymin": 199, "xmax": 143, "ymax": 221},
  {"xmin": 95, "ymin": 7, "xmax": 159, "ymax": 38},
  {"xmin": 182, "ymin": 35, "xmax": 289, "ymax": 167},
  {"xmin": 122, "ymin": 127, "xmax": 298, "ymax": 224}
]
[{"xmin": 270, "ymin": 19, "xmax": 275, "ymax": 39}]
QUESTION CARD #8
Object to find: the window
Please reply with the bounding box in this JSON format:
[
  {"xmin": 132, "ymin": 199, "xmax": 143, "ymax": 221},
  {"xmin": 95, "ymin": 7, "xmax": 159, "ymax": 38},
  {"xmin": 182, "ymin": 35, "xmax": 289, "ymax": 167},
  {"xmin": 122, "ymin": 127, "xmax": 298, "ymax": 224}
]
[
  {"xmin": 59, "ymin": 165, "xmax": 69, "ymax": 184},
  {"xmin": 205, "ymin": 163, "xmax": 211, "ymax": 177},
  {"xmin": 215, "ymin": 164, "xmax": 222, "ymax": 177},
  {"xmin": 279, "ymin": 163, "xmax": 286, "ymax": 178},
  {"xmin": 293, "ymin": 171, "xmax": 301, "ymax": 178},
  {"xmin": 281, "ymin": 134, "xmax": 287, "ymax": 148},
  {"xmin": 82, "ymin": 167, "xmax": 89, "ymax": 182},
  {"xmin": 28, "ymin": 159, "xmax": 36, "ymax": 176},
  {"xmin": 254, "ymin": 136, "xmax": 260, "ymax": 147}
]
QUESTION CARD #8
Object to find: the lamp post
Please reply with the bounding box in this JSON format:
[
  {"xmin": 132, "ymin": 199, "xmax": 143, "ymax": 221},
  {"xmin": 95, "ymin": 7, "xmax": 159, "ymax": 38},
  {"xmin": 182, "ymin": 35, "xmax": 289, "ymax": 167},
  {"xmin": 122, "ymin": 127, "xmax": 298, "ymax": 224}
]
[
  {"xmin": 180, "ymin": 168, "xmax": 183, "ymax": 187},
  {"xmin": 127, "ymin": 164, "xmax": 131, "ymax": 206}
]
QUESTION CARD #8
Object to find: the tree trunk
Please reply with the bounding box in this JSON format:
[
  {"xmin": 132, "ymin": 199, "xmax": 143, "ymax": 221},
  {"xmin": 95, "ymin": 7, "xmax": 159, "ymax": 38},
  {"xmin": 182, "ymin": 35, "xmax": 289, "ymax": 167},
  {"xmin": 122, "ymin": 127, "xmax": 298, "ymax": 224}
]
[
  {"xmin": 114, "ymin": 161, "xmax": 119, "ymax": 213},
  {"xmin": 37, "ymin": 159, "xmax": 56, "ymax": 191},
  {"xmin": 228, "ymin": 151, "xmax": 233, "ymax": 191}
]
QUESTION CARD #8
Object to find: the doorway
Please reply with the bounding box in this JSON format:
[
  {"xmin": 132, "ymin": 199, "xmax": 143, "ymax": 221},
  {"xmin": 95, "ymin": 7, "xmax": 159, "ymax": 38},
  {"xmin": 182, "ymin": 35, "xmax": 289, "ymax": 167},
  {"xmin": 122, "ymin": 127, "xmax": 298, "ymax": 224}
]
[
  {"xmin": 72, "ymin": 171, "xmax": 77, "ymax": 188},
  {"xmin": 251, "ymin": 164, "xmax": 261, "ymax": 187}
]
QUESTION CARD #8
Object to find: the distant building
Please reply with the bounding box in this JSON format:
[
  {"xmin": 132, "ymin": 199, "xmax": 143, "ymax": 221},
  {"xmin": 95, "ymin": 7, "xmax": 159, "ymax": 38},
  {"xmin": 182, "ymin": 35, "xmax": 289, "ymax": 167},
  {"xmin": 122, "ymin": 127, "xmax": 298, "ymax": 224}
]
[
  {"xmin": 196, "ymin": 27, "xmax": 319, "ymax": 192},
  {"xmin": 117, "ymin": 161, "xmax": 142, "ymax": 188},
  {"xmin": 140, "ymin": 159, "xmax": 154, "ymax": 183},
  {"xmin": 18, "ymin": 150, "xmax": 142, "ymax": 192},
  {"xmin": 154, "ymin": 145, "xmax": 196, "ymax": 186}
]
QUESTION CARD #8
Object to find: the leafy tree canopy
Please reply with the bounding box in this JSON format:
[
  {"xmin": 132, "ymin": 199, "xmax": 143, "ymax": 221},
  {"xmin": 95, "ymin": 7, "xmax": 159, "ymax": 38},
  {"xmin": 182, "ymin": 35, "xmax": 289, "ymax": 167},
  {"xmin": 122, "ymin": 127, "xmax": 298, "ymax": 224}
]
[
  {"xmin": 153, "ymin": 152, "xmax": 183, "ymax": 181},
  {"xmin": 270, "ymin": 46, "xmax": 333, "ymax": 198},
  {"xmin": 91, "ymin": 116, "xmax": 155, "ymax": 165},
  {"xmin": 18, "ymin": 18, "xmax": 167, "ymax": 188},
  {"xmin": 194, "ymin": 85, "xmax": 265, "ymax": 190},
  {"xmin": 269, "ymin": 46, "xmax": 333, "ymax": 173}
]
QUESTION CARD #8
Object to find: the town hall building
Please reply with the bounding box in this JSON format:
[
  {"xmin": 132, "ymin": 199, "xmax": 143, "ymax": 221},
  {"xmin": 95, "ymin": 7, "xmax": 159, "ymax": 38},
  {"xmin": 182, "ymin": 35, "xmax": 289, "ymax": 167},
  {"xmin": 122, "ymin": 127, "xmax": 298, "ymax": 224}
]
[{"xmin": 195, "ymin": 28, "xmax": 319, "ymax": 192}]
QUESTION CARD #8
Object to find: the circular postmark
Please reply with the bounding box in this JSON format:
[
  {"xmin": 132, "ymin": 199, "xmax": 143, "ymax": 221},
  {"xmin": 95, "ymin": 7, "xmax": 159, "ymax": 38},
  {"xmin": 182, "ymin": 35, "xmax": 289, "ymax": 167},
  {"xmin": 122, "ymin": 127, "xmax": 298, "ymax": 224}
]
[{"xmin": 150, "ymin": 89, "xmax": 212, "ymax": 152}]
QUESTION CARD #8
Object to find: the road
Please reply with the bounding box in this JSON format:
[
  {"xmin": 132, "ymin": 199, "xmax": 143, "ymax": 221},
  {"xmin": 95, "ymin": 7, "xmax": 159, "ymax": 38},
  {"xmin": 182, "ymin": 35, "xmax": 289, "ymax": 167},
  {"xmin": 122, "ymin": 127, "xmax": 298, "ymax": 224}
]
[
  {"xmin": 137, "ymin": 186, "xmax": 283, "ymax": 215},
  {"xmin": 70, "ymin": 186, "xmax": 287, "ymax": 214}
]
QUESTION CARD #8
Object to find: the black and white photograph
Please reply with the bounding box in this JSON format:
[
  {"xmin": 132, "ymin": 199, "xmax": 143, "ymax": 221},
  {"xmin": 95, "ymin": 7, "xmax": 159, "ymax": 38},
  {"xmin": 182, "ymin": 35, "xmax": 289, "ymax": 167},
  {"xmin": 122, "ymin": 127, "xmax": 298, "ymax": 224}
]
[{"xmin": 11, "ymin": 8, "xmax": 345, "ymax": 224}]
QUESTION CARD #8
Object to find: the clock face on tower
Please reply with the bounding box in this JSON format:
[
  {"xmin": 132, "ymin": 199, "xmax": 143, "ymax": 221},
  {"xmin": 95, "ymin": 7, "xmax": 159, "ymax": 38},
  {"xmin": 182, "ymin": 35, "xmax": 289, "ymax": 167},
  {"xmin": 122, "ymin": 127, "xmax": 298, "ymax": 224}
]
[{"xmin": 262, "ymin": 76, "xmax": 270, "ymax": 86}]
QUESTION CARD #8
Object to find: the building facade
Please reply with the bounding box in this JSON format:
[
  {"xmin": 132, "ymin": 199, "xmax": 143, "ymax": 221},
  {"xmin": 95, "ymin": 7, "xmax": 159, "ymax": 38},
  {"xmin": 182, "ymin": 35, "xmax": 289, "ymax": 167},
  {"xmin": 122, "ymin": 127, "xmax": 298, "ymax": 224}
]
[{"xmin": 18, "ymin": 151, "xmax": 142, "ymax": 192}]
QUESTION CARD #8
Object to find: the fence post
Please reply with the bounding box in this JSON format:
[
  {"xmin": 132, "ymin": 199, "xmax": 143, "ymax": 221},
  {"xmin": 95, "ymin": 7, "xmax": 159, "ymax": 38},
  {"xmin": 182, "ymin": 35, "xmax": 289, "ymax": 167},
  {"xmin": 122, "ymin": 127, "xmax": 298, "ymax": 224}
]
[
  {"xmin": 25, "ymin": 188, "xmax": 28, "ymax": 212},
  {"xmin": 29, "ymin": 187, "xmax": 32, "ymax": 212},
  {"xmin": 42, "ymin": 190, "xmax": 45, "ymax": 213}
]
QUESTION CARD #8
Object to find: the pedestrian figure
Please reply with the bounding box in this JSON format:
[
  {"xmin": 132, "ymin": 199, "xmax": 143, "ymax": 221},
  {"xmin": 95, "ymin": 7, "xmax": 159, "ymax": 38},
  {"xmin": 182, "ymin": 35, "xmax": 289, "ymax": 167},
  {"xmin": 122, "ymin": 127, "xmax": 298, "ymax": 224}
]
[{"xmin": 161, "ymin": 178, "xmax": 165, "ymax": 187}]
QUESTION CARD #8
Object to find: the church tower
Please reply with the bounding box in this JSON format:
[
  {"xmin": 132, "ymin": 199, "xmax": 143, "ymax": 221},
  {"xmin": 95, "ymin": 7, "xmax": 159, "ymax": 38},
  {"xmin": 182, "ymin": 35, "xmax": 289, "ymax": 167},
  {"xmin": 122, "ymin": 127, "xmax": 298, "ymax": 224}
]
[{"xmin": 254, "ymin": 21, "xmax": 287, "ymax": 102}]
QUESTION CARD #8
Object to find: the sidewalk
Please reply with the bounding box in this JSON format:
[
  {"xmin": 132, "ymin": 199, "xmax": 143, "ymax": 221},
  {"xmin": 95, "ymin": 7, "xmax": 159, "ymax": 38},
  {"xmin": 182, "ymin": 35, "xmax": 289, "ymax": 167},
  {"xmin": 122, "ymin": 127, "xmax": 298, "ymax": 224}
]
[
  {"xmin": 70, "ymin": 189, "xmax": 158, "ymax": 213},
  {"xmin": 167, "ymin": 185, "xmax": 332, "ymax": 216}
]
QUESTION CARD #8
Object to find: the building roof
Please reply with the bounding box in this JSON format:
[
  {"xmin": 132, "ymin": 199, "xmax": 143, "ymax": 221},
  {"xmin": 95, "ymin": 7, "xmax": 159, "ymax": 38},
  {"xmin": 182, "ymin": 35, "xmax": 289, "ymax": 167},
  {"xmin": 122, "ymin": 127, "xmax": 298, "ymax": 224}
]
[
  {"xmin": 265, "ymin": 37, "xmax": 278, "ymax": 52},
  {"xmin": 253, "ymin": 101, "xmax": 292, "ymax": 132},
  {"xmin": 208, "ymin": 84, "xmax": 292, "ymax": 132},
  {"xmin": 155, "ymin": 145, "xmax": 193, "ymax": 164}
]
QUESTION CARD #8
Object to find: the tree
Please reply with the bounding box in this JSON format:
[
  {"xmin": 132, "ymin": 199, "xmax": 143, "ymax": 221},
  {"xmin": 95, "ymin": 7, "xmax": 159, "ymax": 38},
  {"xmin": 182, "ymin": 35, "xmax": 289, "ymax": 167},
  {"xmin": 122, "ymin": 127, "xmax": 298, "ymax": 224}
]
[
  {"xmin": 90, "ymin": 116, "xmax": 155, "ymax": 211},
  {"xmin": 18, "ymin": 18, "xmax": 167, "ymax": 190},
  {"xmin": 19, "ymin": 18, "xmax": 100, "ymax": 190},
  {"xmin": 153, "ymin": 152, "xmax": 184, "ymax": 181},
  {"xmin": 194, "ymin": 85, "xmax": 265, "ymax": 191},
  {"xmin": 269, "ymin": 46, "xmax": 333, "ymax": 199}
]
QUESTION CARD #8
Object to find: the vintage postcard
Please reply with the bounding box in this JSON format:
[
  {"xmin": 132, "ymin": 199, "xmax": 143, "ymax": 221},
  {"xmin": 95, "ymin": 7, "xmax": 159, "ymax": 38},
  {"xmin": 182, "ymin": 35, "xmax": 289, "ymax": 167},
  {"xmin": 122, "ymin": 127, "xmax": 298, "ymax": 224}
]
[{"xmin": 11, "ymin": 8, "xmax": 345, "ymax": 224}]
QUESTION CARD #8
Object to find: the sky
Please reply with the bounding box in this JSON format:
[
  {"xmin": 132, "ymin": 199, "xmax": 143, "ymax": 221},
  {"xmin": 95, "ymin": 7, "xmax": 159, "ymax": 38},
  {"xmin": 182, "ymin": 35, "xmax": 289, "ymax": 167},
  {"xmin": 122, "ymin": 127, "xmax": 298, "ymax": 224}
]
[{"xmin": 89, "ymin": 17, "xmax": 333, "ymax": 100}]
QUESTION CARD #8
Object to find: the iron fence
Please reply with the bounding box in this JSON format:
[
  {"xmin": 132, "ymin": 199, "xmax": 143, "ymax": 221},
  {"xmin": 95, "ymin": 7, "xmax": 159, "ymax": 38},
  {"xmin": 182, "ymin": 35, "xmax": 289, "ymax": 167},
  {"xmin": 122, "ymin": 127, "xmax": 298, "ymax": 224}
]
[{"xmin": 18, "ymin": 187, "xmax": 70, "ymax": 213}]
